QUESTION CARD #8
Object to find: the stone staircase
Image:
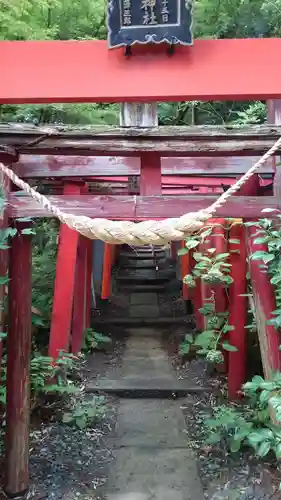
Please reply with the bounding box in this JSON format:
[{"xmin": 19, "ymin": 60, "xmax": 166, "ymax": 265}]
[
  {"xmin": 115, "ymin": 244, "xmax": 174, "ymax": 319},
  {"xmin": 93, "ymin": 243, "xmax": 194, "ymax": 344}
]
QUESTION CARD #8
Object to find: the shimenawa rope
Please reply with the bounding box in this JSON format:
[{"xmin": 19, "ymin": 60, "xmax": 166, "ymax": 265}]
[{"xmin": 1, "ymin": 136, "xmax": 281, "ymax": 245}]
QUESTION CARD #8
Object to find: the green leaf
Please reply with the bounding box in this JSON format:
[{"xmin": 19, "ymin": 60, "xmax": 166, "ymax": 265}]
[
  {"xmin": 215, "ymin": 253, "xmax": 230, "ymax": 261},
  {"xmin": 259, "ymin": 389, "xmax": 271, "ymax": 404},
  {"xmin": 230, "ymin": 437, "xmax": 242, "ymax": 453},
  {"xmin": 193, "ymin": 252, "xmax": 211, "ymax": 262},
  {"xmin": 275, "ymin": 443, "xmax": 281, "ymax": 459},
  {"xmin": 229, "ymin": 239, "xmax": 240, "ymax": 244},
  {"xmin": 21, "ymin": 228, "xmax": 36, "ymax": 235},
  {"xmin": 257, "ymin": 440, "xmax": 271, "ymax": 457},
  {"xmin": 185, "ymin": 239, "xmax": 199, "ymax": 250},
  {"xmin": 75, "ymin": 416, "xmax": 87, "ymax": 429},
  {"xmin": 178, "ymin": 248, "xmax": 189, "ymax": 256},
  {"xmin": 248, "ymin": 431, "xmax": 266, "ymax": 446},
  {"xmin": 16, "ymin": 217, "xmax": 33, "ymax": 222},
  {"xmin": 222, "ymin": 342, "xmax": 238, "ymax": 352},
  {"xmin": 179, "ymin": 343, "xmax": 190, "ymax": 355},
  {"xmin": 259, "ymin": 381, "xmax": 277, "ymax": 391},
  {"xmin": 4, "ymin": 228, "xmax": 17, "ymax": 238},
  {"xmin": 253, "ymin": 237, "xmax": 268, "ymax": 244},
  {"xmin": 206, "ymin": 432, "xmax": 221, "ymax": 445},
  {"xmin": 185, "ymin": 334, "xmax": 193, "ymax": 343},
  {"xmin": 62, "ymin": 413, "xmax": 73, "ymax": 423},
  {"xmin": 261, "ymin": 208, "xmax": 278, "ymax": 213},
  {"xmin": 251, "ymin": 251, "xmax": 269, "ymax": 261}
]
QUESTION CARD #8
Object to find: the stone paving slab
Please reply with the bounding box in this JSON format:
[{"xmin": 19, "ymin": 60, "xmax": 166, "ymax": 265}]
[
  {"xmin": 91, "ymin": 329, "xmax": 204, "ymax": 499},
  {"xmin": 106, "ymin": 447, "xmax": 204, "ymax": 500},
  {"xmin": 86, "ymin": 378, "xmax": 210, "ymax": 397},
  {"xmin": 129, "ymin": 304, "xmax": 159, "ymax": 318},
  {"xmin": 112, "ymin": 399, "xmax": 190, "ymax": 448},
  {"xmin": 130, "ymin": 293, "xmax": 159, "ymax": 306}
]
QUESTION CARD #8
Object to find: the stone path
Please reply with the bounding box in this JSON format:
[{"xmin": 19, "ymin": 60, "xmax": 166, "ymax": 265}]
[{"xmin": 93, "ymin": 329, "xmax": 204, "ymax": 500}]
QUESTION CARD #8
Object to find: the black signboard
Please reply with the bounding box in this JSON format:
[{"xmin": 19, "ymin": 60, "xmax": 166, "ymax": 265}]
[{"xmin": 107, "ymin": 0, "xmax": 193, "ymax": 49}]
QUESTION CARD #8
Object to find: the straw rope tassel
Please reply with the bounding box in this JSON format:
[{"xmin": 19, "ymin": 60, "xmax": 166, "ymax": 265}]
[{"xmin": 1, "ymin": 135, "xmax": 281, "ymax": 245}]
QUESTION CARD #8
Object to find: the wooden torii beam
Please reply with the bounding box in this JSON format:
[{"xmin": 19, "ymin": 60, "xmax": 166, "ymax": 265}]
[
  {"xmin": 14, "ymin": 155, "xmax": 274, "ymax": 178},
  {"xmin": 1, "ymin": 124, "xmax": 281, "ymax": 156},
  {"xmin": 1, "ymin": 39, "xmax": 281, "ymax": 103}
]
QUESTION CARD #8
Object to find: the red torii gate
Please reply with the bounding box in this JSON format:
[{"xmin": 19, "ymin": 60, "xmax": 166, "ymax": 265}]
[{"xmin": 1, "ymin": 38, "xmax": 281, "ymax": 497}]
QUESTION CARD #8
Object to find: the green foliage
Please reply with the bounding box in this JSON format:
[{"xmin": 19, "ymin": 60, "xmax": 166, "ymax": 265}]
[
  {"xmin": 179, "ymin": 227, "xmax": 236, "ymax": 362},
  {"xmin": 0, "ymin": 351, "xmax": 79, "ymax": 405},
  {"xmin": 62, "ymin": 396, "xmax": 107, "ymax": 429},
  {"xmin": 247, "ymin": 211, "xmax": 281, "ymax": 329},
  {"xmin": 30, "ymin": 351, "xmax": 79, "ymax": 396},
  {"xmin": 82, "ymin": 328, "xmax": 112, "ymax": 353},
  {"xmin": 32, "ymin": 219, "xmax": 58, "ymax": 326},
  {"xmin": 206, "ymin": 373, "xmax": 281, "ymax": 463}
]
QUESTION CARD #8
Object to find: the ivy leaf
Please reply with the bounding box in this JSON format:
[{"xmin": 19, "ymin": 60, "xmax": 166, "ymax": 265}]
[
  {"xmin": 275, "ymin": 443, "xmax": 281, "ymax": 459},
  {"xmin": 222, "ymin": 342, "xmax": 238, "ymax": 352},
  {"xmin": 215, "ymin": 253, "xmax": 230, "ymax": 261},
  {"xmin": 179, "ymin": 343, "xmax": 190, "ymax": 355},
  {"xmin": 261, "ymin": 208, "xmax": 278, "ymax": 213},
  {"xmin": 185, "ymin": 239, "xmax": 199, "ymax": 250},
  {"xmin": 62, "ymin": 413, "xmax": 73, "ymax": 423},
  {"xmin": 248, "ymin": 431, "xmax": 267, "ymax": 446},
  {"xmin": 259, "ymin": 390, "xmax": 270, "ymax": 404},
  {"xmin": 21, "ymin": 228, "xmax": 36, "ymax": 235},
  {"xmin": 75, "ymin": 416, "xmax": 87, "ymax": 429},
  {"xmin": 251, "ymin": 251, "xmax": 270, "ymax": 261},
  {"xmin": 178, "ymin": 248, "xmax": 189, "ymax": 256},
  {"xmin": 230, "ymin": 437, "xmax": 242, "ymax": 453},
  {"xmin": 257, "ymin": 440, "xmax": 271, "ymax": 457}
]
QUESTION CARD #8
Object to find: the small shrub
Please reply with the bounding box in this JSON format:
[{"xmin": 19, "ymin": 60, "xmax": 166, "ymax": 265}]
[
  {"xmin": 62, "ymin": 396, "xmax": 107, "ymax": 429},
  {"xmin": 82, "ymin": 328, "xmax": 111, "ymax": 353}
]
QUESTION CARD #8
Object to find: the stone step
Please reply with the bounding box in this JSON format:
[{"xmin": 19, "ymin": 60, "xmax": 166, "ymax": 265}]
[
  {"xmin": 119, "ymin": 251, "xmax": 166, "ymax": 260},
  {"xmin": 92, "ymin": 316, "xmax": 193, "ymax": 326},
  {"xmin": 116, "ymin": 275, "xmax": 171, "ymax": 284},
  {"xmin": 129, "ymin": 304, "xmax": 159, "ymax": 318},
  {"xmin": 130, "ymin": 292, "xmax": 158, "ymax": 306},
  {"xmin": 119, "ymin": 283, "xmax": 166, "ymax": 292},
  {"xmin": 118, "ymin": 258, "xmax": 167, "ymax": 268},
  {"xmin": 116, "ymin": 268, "xmax": 175, "ymax": 279},
  {"xmin": 86, "ymin": 378, "xmax": 214, "ymax": 398},
  {"xmin": 126, "ymin": 327, "xmax": 162, "ymax": 337},
  {"xmin": 109, "ymin": 399, "xmax": 190, "ymax": 448}
]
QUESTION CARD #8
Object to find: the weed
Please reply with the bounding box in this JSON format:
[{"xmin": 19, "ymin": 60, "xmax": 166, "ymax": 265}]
[
  {"xmin": 62, "ymin": 396, "xmax": 107, "ymax": 429},
  {"xmin": 82, "ymin": 328, "xmax": 111, "ymax": 353}
]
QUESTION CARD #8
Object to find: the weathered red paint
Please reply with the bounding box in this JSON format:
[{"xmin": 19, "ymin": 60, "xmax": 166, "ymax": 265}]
[
  {"xmin": 91, "ymin": 176, "xmax": 236, "ymax": 186},
  {"xmin": 211, "ymin": 219, "xmax": 227, "ymax": 314},
  {"xmin": 140, "ymin": 152, "xmax": 162, "ymax": 196},
  {"xmin": 72, "ymin": 184, "xmax": 89, "ymax": 353},
  {"xmin": 72, "ymin": 234, "xmax": 88, "ymax": 354},
  {"xmin": 85, "ymin": 239, "xmax": 93, "ymax": 330},
  {"xmin": 267, "ymin": 100, "xmax": 281, "ymax": 196},
  {"xmin": 5, "ymin": 222, "xmax": 32, "ymax": 496},
  {"xmin": 228, "ymin": 222, "xmax": 247, "ymax": 399},
  {"xmin": 14, "ymin": 155, "xmax": 273, "ymax": 178},
  {"xmin": 8, "ymin": 193, "xmax": 281, "ymax": 220},
  {"xmin": 1, "ymin": 39, "xmax": 281, "ymax": 103},
  {"xmin": 171, "ymin": 241, "xmax": 178, "ymax": 260},
  {"xmin": 101, "ymin": 244, "xmax": 114, "ymax": 300},
  {"xmin": 48, "ymin": 183, "xmax": 81, "ymax": 359},
  {"xmin": 180, "ymin": 241, "xmax": 190, "ymax": 300},
  {"xmin": 190, "ymin": 250, "xmax": 204, "ymax": 331},
  {"xmin": 247, "ymin": 226, "xmax": 281, "ymax": 375},
  {"xmin": 0, "ymin": 173, "xmax": 10, "ymax": 380}
]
